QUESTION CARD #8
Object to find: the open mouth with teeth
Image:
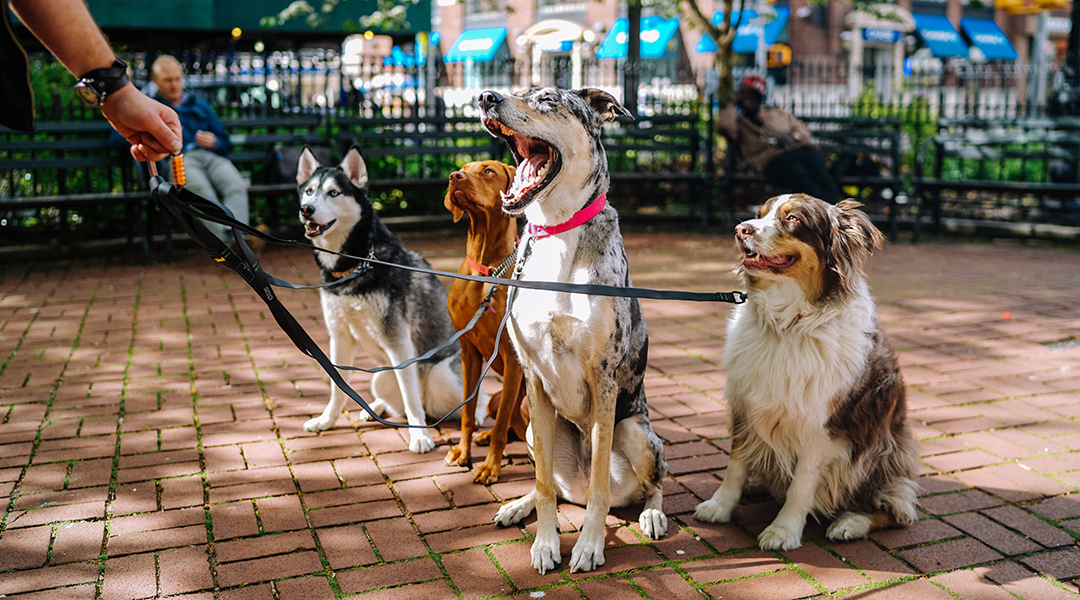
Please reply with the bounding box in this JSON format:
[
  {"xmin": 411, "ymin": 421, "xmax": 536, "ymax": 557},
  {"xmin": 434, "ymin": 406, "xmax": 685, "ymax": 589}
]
[
  {"xmin": 742, "ymin": 249, "xmax": 798, "ymax": 271},
  {"xmin": 303, "ymin": 219, "xmax": 336, "ymax": 239},
  {"xmin": 483, "ymin": 118, "xmax": 561, "ymax": 213}
]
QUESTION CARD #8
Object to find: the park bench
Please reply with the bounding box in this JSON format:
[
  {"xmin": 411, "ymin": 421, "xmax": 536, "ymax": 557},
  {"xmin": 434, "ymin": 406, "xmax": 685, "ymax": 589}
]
[
  {"xmin": 0, "ymin": 120, "xmax": 158, "ymax": 259},
  {"xmin": 914, "ymin": 117, "xmax": 1080, "ymax": 239},
  {"xmin": 721, "ymin": 115, "xmax": 905, "ymax": 239}
]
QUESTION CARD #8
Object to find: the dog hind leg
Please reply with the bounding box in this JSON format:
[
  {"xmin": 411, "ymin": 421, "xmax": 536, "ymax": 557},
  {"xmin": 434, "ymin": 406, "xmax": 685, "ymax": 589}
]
[
  {"xmin": 612, "ymin": 416, "xmax": 668, "ymax": 539},
  {"xmin": 473, "ymin": 354, "xmax": 526, "ymax": 484},
  {"xmin": 384, "ymin": 339, "xmax": 435, "ymax": 454},
  {"xmin": 304, "ymin": 330, "xmax": 358, "ymax": 432},
  {"xmin": 357, "ymin": 370, "xmax": 401, "ymax": 421},
  {"xmin": 826, "ymin": 511, "xmax": 895, "ymax": 541}
]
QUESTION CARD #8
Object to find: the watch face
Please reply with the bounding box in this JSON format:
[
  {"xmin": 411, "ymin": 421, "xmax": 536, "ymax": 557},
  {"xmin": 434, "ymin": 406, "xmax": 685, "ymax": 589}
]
[{"xmin": 75, "ymin": 82, "xmax": 103, "ymax": 107}]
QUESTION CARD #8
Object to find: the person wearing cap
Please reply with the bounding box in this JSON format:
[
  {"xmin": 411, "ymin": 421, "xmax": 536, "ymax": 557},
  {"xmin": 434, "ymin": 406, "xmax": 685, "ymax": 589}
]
[{"xmin": 719, "ymin": 75, "xmax": 841, "ymax": 204}]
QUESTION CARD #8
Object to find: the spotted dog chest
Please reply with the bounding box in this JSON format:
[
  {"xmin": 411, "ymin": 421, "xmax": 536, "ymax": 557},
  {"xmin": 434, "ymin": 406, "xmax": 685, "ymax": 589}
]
[{"xmin": 509, "ymin": 234, "xmax": 613, "ymax": 423}]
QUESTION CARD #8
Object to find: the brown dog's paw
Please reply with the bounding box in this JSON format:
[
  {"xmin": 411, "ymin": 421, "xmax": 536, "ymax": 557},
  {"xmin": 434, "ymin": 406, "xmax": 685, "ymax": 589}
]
[
  {"xmin": 444, "ymin": 445, "xmax": 470, "ymax": 467},
  {"xmin": 474, "ymin": 430, "xmax": 493, "ymax": 446},
  {"xmin": 472, "ymin": 460, "xmax": 501, "ymax": 484}
]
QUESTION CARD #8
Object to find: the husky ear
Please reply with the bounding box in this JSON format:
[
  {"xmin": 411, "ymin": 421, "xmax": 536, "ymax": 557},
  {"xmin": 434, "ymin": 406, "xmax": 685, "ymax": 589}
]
[
  {"xmin": 297, "ymin": 146, "xmax": 320, "ymax": 185},
  {"xmin": 340, "ymin": 146, "xmax": 369, "ymax": 189},
  {"xmin": 574, "ymin": 88, "xmax": 633, "ymax": 122}
]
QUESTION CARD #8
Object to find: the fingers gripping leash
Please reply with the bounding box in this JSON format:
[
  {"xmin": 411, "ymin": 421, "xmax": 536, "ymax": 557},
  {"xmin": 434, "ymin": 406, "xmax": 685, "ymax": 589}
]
[{"xmin": 148, "ymin": 173, "xmax": 746, "ymax": 429}]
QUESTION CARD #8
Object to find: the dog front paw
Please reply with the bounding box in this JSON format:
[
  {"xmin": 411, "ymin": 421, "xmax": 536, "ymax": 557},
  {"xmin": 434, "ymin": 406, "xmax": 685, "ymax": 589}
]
[
  {"xmin": 303, "ymin": 413, "xmax": 337, "ymax": 432},
  {"xmin": 531, "ymin": 537, "xmax": 561, "ymax": 575},
  {"xmin": 493, "ymin": 495, "xmax": 534, "ymax": 526},
  {"xmin": 695, "ymin": 498, "xmax": 735, "ymax": 523},
  {"xmin": 472, "ymin": 460, "xmax": 501, "ymax": 484},
  {"xmin": 444, "ymin": 445, "xmax": 470, "ymax": 467},
  {"xmin": 409, "ymin": 432, "xmax": 435, "ymax": 454},
  {"xmin": 758, "ymin": 522, "xmax": 803, "ymax": 551},
  {"xmin": 826, "ymin": 512, "xmax": 872, "ymax": 541},
  {"xmin": 639, "ymin": 508, "xmax": 668, "ymax": 539},
  {"xmin": 356, "ymin": 399, "xmax": 388, "ymax": 423},
  {"xmin": 569, "ymin": 533, "xmax": 605, "ymax": 573}
]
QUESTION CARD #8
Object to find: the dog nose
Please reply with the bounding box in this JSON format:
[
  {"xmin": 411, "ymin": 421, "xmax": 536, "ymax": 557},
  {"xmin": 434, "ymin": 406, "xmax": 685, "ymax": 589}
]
[
  {"xmin": 300, "ymin": 204, "xmax": 315, "ymax": 218},
  {"xmin": 478, "ymin": 91, "xmax": 503, "ymax": 110},
  {"xmin": 735, "ymin": 223, "xmax": 755, "ymax": 241},
  {"xmin": 451, "ymin": 171, "xmax": 465, "ymax": 181}
]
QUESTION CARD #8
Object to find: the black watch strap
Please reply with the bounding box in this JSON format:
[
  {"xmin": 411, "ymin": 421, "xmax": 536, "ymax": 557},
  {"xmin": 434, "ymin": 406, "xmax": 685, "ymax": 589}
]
[{"xmin": 78, "ymin": 59, "xmax": 130, "ymax": 99}]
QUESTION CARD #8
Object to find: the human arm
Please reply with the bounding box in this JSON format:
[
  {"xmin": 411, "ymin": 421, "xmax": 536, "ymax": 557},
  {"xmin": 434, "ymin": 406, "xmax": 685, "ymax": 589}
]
[
  {"xmin": 786, "ymin": 111, "xmax": 815, "ymax": 146},
  {"xmin": 9, "ymin": 0, "xmax": 181, "ymax": 160},
  {"xmin": 717, "ymin": 103, "xmax": 739, "ymax": 141}
]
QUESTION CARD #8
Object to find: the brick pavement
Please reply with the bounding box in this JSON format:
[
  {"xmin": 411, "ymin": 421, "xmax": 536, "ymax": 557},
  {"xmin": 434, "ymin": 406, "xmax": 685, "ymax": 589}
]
[{"xmin": 2, "ymin": 234, "xmax": 1080, "ymax": 599}]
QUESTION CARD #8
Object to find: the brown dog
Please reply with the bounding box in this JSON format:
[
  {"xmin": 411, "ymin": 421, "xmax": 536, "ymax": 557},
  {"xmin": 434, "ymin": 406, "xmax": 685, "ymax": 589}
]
[{"xmin": 443, "ymin": 160, "xmax": 528, "ymax": 484}]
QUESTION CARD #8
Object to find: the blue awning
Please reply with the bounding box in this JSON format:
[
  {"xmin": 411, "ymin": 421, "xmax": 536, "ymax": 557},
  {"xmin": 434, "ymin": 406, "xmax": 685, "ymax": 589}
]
[
  {"xmin": 912, "ymin": 14, "xmax": 969, "ymax": 58},
  {"xmin": 596, "ymin": 16, "xmax": 680, "ymax": 60},
  {"xmin": 383, "ymin": 46, "xmax": 417, "ymax": 67},
  {"xmin": 444, "ymin": 27, "xmax": 507, "ymax": 63},
  {"xmin": 695, "ymin": 7, "xmax": 790, "ymax": 54},
  {"xmin": 961, "ymin": 18, "xmax": 1017, "ymax": 61}
]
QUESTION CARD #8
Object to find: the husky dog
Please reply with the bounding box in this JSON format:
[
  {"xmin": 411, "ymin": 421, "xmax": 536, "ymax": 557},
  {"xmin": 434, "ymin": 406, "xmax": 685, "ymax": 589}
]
[
  {"xmin": 695, "ymin": 194, "xmax": 918, "ymax": 550},
  {"xmin": 296, "ymin": 146, "xmax": 488, "ymax": 453},
  {"xmin": 479, "ymin": 88, "xmax": 668, "ymax": 575}
]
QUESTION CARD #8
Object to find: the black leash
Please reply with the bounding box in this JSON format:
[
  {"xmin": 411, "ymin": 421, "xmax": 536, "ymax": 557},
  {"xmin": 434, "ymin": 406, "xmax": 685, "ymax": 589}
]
[{"xmin": 149, "ymin": 175, "xmax": 745, "ymax": 429}]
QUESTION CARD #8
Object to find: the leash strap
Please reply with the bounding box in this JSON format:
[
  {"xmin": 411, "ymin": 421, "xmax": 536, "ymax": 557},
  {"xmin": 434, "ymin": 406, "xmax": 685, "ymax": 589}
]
[
  {"xmin": 152, "ymin": 193, "xmax": 746, "ymax": 305},
  {"xmin": 527, "ymin": 194, "xmax": 606, "ymax": 239},
  {"xmin": 151, "ymin": 178, "xmax": 495, "ymax": 429}
]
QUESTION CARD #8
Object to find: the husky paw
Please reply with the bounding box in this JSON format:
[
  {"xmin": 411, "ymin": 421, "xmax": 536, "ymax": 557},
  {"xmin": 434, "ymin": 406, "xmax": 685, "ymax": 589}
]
[
  {"xmin": 695, "ymin": 497, "xmax": 736, "ymax": 523},
  {"xmin": 639, "ymin": 508, "xmax": 668, "ymax": 539},
  {"xmin": 303, "ymin": 413, "xmax": 338, "ymax": 432},
  {"xmin": 569, "ymin": 533, "xmax": 605, "ymax": 573},
  {"xmin": 409, "ymin": 432, "xmax": 435, "ymax": 454},
  {"xmin": 493, "ymin": 495, "xmax": 534, "ymax": 527},
  {"xmin": 443, "ymin": 445, "xmax": 470, "ymax": 467},
  {"xmin": 472, "ymin": 460, "xmax": 501, "ymax": 485},
  {"xmin": 826, "ymin": 512, "xmax": 872, "ymax": 541},
  {"xmin": 758, "ymin": 522, "xmax": 803, "ymax": 551},
  {"xmin": 531, "ymin": 537, "xmax": 561, "ymax": 575},
  {"xmin": 356, "ymin": 399, "xmax": 388, "ymax": 423}
]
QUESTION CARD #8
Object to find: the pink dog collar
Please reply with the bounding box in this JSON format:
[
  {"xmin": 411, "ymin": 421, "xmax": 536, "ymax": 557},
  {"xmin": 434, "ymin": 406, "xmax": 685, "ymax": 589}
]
[{"xmin": 526, "ymin": 194, "xmax": 607, "ymax": 239}]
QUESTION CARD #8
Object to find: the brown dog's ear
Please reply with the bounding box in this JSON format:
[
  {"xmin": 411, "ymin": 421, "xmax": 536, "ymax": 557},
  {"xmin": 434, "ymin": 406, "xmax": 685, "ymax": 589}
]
[
  {"xmin": 501, "ymin": 163, "xmax": 516, "ymax": 191},
  {"xmin": 828, "ymin": 199, "xmax": 884, "ymax": 290},
  {"xmin": 444, "ymin": 188, "xmax": 464, "ymax": 223},
  {"xmin": 297, "ymin": 146, "xmax": 320, "ymax": 185},
  {"xmin": 574, "ymin": 88, "xmax": 633, "ymax": 122}
]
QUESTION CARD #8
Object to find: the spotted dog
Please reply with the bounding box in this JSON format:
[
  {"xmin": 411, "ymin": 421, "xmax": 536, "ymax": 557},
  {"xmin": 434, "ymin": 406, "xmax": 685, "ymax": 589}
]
[
  {"xmin": 296, "ymin": 146, "xmax": 488, "ymax": 453},
  {"xmin": 479, "ymin": 88, "xmax": 668, "ymax": 574},
  {"xmin": 695, "ymin": 194, "xmax": 918, "ymax": 550}
]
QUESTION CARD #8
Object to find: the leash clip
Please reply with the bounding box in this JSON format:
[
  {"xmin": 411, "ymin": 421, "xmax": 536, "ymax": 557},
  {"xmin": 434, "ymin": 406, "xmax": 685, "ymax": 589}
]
[{"xmin": 733, "ymin": 291, "xmax": 748, "ymax": 304}]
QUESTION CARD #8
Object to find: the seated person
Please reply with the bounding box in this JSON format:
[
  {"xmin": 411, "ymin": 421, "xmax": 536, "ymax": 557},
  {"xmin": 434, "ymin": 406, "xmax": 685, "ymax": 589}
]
[
  {"xmin": 149, "ymin": 55, "xmax": 252, "ymax": 241},
  {"xmin": 719, "ymin": 75, "xmax": 841, "ymax": 204}
]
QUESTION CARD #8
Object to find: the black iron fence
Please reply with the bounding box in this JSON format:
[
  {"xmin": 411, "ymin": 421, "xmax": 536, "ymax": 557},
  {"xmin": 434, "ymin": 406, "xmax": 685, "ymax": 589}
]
[{"xmin": 6, "ymin": 50, "xmax": 1080, "ymax": 254}]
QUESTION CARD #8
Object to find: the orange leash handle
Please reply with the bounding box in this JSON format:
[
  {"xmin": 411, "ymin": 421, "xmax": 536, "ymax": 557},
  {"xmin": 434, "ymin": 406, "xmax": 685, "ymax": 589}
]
[{"xmin": 171, "ymin": 153, "xmax": 186, "ymax": 186}]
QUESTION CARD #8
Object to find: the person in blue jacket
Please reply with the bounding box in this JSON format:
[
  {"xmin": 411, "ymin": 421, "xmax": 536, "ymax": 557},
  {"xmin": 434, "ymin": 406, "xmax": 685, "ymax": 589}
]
[{"xmin": 151, "ymin": 55, "xmax": 250, "ymax": 240}]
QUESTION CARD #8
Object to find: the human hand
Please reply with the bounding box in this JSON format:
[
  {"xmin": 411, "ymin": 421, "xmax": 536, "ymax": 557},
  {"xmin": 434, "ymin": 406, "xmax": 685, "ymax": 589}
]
[
  {"xmin": 195, "ymin": 131, "xmax": 217, "ymax": 149},
  {"xmin": 100, "ymin": 84, "xmax": 182, "ymax": 161},
  {"xmin": 778, "ymin": 135, "xmax": 796, "ymax": 148}
]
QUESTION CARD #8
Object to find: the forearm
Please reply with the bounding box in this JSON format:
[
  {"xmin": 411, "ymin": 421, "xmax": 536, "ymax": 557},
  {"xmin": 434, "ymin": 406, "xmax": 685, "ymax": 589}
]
[{"xmin": 10, "ymin": 0, "xmax": 116, "ymax": 77}]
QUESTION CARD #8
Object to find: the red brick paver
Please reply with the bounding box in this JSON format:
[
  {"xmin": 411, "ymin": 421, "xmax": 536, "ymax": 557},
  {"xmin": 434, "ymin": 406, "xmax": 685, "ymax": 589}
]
[{"xmin": 3, "ymin": 236, "xmax": 1080, "ymax": 599}]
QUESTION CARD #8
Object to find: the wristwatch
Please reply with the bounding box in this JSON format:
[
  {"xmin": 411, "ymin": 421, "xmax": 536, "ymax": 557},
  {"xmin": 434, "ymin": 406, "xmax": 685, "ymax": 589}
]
[{"xmin": 74, "ymin": 59, "xmax": 130, "ymax": 107}]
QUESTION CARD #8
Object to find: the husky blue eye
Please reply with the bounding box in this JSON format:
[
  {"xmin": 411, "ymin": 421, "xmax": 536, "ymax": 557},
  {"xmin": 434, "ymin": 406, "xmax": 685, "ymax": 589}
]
[
  {"xmin": 305, "ymin": 189, "xmax": 313, "ymax": 195},
  {"xmin": 329, "ymin": 190, "xmax": 340, "ymax": 197}
]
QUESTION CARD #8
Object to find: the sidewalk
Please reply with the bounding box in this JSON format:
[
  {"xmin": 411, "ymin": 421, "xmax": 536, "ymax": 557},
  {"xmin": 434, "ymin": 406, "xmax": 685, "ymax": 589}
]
[{"xmin": 1, "ymin": 234, "xmax": 1079, "ymax": 600}]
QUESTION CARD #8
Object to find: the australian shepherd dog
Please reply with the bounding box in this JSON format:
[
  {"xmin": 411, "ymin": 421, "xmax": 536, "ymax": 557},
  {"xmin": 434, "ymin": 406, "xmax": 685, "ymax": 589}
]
[{"xmin": 695, "ymin": 194, "xmax": 918, "ymax": 551}]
